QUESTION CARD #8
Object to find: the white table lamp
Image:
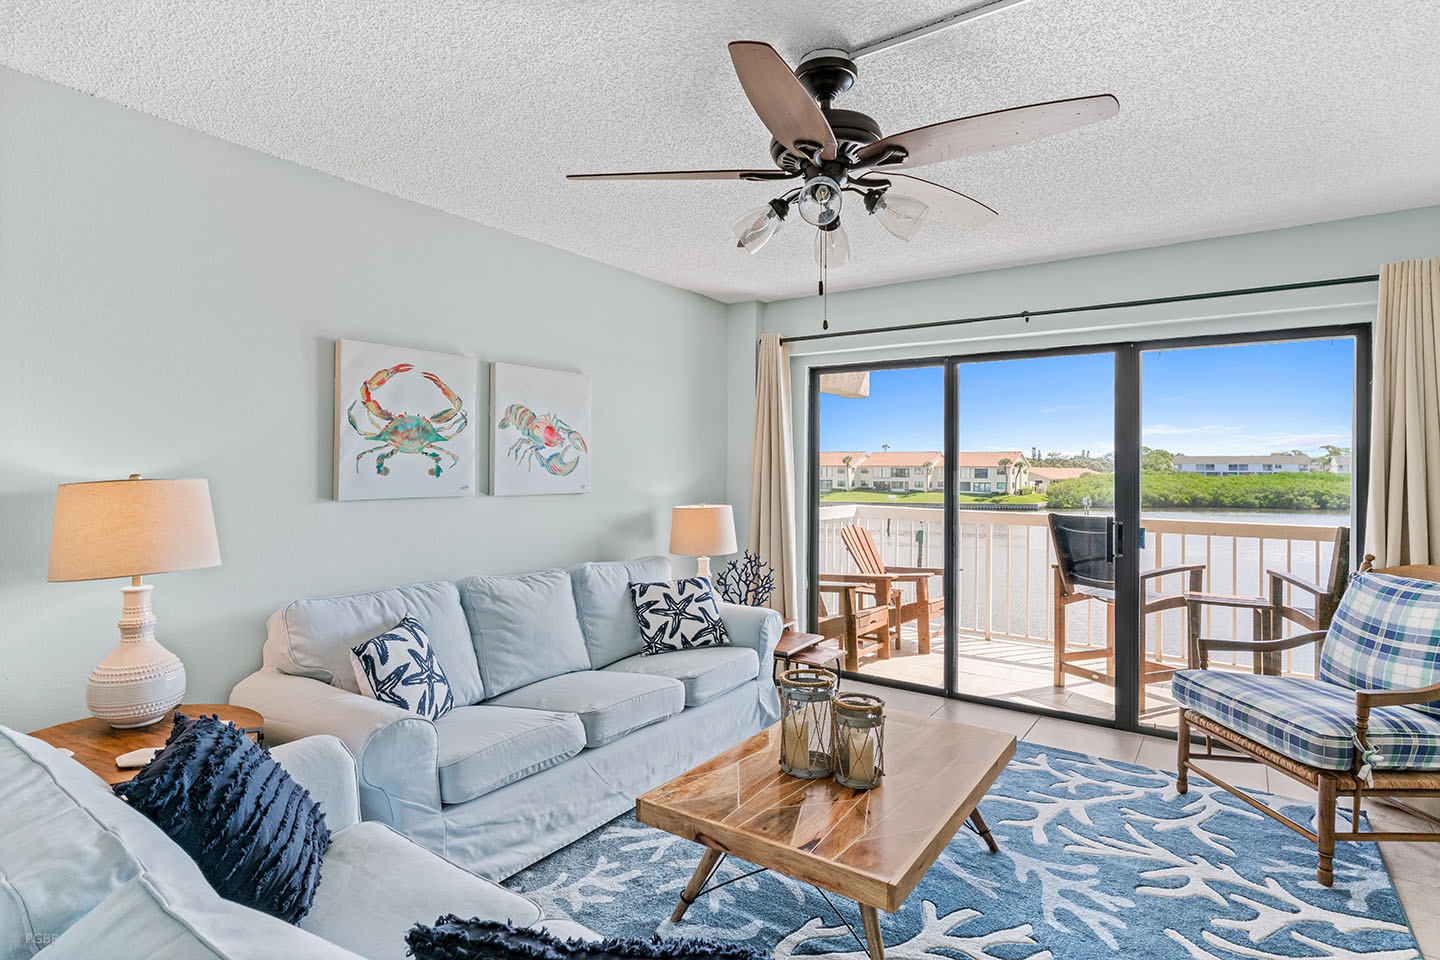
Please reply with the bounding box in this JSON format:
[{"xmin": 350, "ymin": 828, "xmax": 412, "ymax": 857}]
[
  {"xmin": 48, "ymin": 475, "xmax": 222, "ymax": 728},
  {"xmin": 669, "ymin": 504, "xmax": 738, "ymax": 578}
]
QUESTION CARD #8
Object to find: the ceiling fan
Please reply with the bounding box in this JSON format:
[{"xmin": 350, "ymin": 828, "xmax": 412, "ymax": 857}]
[{"xmin": 568, "ymin": 41, "xmax": 1119, "ymax": 269}]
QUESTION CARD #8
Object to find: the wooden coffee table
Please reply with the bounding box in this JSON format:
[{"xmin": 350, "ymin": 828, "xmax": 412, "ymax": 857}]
[{"xmin": 636, "ymin": 710, "xmax": 1016, "ymax": 960}]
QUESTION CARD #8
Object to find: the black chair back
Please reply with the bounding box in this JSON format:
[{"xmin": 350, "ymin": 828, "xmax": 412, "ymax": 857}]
[{"xmin": 1049, "ymin": 513, "xmax": 1115, "ymax": 592}]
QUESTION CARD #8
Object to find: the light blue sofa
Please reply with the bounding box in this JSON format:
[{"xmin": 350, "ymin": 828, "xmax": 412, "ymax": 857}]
[
  {"xmin": 0, "ymin": 728, "xmax": 596, "ymax": 960},
  {"xmin": 230, "ymin": 556, "xmax": 783, "ymax": 880}
]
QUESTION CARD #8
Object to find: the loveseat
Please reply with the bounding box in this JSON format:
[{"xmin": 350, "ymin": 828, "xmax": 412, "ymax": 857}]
[
  {"xmin": 0, "ymin": 728, "xmax": 596, "ymax": 960},
  {"xmin": 230, "ymin": 556, "xmax": 783, "ymax": 879}
]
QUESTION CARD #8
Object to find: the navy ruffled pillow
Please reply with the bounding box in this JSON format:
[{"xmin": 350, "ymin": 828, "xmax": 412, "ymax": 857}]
[
  {"xmin": 115, "ymin": 713, "xmax": 330, "ymax": 924},
  {"xmin": 406, "ymin": 917, "xmax": 771, "ymax": 960}
]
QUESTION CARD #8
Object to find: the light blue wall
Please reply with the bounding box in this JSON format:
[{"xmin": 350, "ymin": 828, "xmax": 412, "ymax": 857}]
[{"xmin": 0, "ymin": 68, "xmax": 731, "ymax": 731}]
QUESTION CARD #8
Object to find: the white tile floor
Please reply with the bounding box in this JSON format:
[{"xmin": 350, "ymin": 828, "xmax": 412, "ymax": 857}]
[{"xmin": 844, "ymin": 679, "xmax": 1440, "ymax": 959}]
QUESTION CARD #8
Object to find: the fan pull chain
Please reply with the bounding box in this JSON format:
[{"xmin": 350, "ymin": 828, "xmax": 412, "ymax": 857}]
[{"xmin": 819, "ymin": 236, "xmax": 830, "ymax": 330}]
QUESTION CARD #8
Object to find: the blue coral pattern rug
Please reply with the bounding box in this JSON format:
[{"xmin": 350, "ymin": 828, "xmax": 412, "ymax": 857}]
[{"xmin": 504, "ymin": 742, "xmax": 1420, "ymax": 959}]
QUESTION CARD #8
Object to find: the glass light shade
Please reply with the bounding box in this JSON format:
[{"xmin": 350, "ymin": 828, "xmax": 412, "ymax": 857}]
[
  {"xmin": 814, "ymin": 221, "xmax": 850, "ymax": 267},
  {"xmin": 871, "ymin": 192, "xmax": 929, "ymax": 242},
  {"xmin": 797, "ymin": 176, "xmax": 843, "ymax": 227},
  {"xmin": 732, "ymin": 205, "xmax": 783, "ymax": 254}
]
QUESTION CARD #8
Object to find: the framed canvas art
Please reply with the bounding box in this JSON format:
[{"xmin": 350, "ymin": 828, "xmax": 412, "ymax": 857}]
[
  {"xmin": 491, "ymin": 362, "xmax": 591, "ymax": 496},
  {"xmin": 334, "ymin": 339, "xmax": 477, "ymax": 501}
]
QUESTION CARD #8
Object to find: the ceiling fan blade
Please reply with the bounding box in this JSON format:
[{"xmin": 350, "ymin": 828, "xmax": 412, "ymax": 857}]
[
  {"xmin": 857, "ymin": 94, "xmax": 1119, "ymax": 170},
  {"xmin": 728, "ymin": 41, "xmax": 838, "ymax": 161},
  {"xmin": 567, "ymin": 169, "xmax": 796, "ymax": 181},
  {"xmin": 869, "ymin": 172, "xmax": 998, "ymax": 226}
]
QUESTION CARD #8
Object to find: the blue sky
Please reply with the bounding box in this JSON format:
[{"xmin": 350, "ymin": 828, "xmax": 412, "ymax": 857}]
[{"xmin": 819, "ymin": 338, "xmax": 1356, "ymax": 457}]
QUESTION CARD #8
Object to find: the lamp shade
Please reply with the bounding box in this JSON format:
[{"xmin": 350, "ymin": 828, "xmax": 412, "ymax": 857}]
[
  {"xmin": 669, "ymin": 504, "xmax": 738, "ymax": 558},
  {"xmin": 48, "ymin": 476, "xmax": 221, "ymax": 582}
]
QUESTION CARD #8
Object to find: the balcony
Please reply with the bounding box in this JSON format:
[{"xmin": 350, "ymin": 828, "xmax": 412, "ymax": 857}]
[{"xmin": 817, "ymin": 503, "xmax": 1345, "ymax": 728}]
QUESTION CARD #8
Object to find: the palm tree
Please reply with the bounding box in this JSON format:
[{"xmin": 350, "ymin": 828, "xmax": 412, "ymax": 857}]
[
  {"xmin": 881, "ymin": 443, "xmax": 891, "ymax": 452},
  {"xmin": 997, "ymin": 457, "xmax": 1011, "ymax": 495},
  {"xmin": 841, "ymin": 454, "xmax": 853, "ymax": 490},
  {"xmin": 921, "ymin": 460, "xmax": 933, "ymax": 493}
]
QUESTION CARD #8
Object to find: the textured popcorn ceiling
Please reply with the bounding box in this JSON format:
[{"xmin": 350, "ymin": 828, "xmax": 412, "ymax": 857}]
[{"xmin": 4, "ymin": 1, "xmax": 1440, "ymax": 303}]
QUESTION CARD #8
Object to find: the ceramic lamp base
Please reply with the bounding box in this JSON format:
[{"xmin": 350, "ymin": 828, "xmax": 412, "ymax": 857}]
[{"xmin": 86, "ymin": 584, "xmax": 186, "ymax": 729}]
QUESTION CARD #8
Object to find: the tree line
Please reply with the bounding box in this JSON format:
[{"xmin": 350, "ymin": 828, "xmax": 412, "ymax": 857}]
[{"xmin": 1045, "ymin": 471, "xmax": 1351, "ymax": 511}]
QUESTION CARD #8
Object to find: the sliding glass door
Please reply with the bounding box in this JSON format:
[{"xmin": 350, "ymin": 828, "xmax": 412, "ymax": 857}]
[
  {"xmin": 814, "ymin": 365, "xmax": 948, "ymax": 686},
  {"xmin": 807, "ymin": 326, "xmax": 1368, "ymax": 733},
  {"xmin": 1134, "ymin": 335, "xmax": 1360, "ymax": 731},
  {"xmin": 951, "ymin": 351, "xmax": 1116, "ymax": 722}
]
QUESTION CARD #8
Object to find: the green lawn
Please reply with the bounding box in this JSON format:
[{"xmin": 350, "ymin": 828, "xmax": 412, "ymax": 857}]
[{"xmin": 821, "ymin": 491, "xmax": 1046, "ymax": 505}]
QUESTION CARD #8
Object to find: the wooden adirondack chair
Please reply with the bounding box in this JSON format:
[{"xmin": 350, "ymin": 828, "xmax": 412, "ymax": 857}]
[{"xmin": 838, "ymin": 524, "xmax": 944, "ymax": 654}]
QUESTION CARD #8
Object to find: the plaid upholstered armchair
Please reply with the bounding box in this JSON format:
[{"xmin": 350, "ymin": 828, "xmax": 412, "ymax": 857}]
[{"xmin": 1171, "ymin": 571, "xmax": 1440, "ymax": 885}]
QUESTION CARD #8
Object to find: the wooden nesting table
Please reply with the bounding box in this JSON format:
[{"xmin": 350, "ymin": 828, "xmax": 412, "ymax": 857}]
[{"xmin": 636, "ymin": 711, "xmax": 1016, "ymax": 960}]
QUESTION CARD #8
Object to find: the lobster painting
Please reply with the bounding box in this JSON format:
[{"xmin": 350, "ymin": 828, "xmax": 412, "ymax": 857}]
[
  {"xmin": 347, "ymin": 363, "xmax": 469, "ymax": 477},
  {"xmin": 497, "ymin": 402, "xmax": 588, "ymax": 477}
]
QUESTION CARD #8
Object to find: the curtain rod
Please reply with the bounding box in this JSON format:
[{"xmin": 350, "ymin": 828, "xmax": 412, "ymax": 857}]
[{"xmin": 777, "ymin": 274, "xmax": 1380, "ymax": 346}]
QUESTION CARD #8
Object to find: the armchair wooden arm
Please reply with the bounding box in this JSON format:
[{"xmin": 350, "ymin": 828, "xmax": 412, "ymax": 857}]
[
  {"xmin": 1143, "ymin": 562, "xmax": 1206, "ymax": 587},
  {"xmin": 1195, "ymin": 629, "xmax": 1325, "ymax": 671},
  {"xmin": 1269, "ymin": 568, "xmax": 1327, "ymax": 596},
  {"xmin": 1197, "ymin": 630, "xmax": 1326, "ymax": 656},
  {"xmin": 1357, "ymin": 680, "xmax": 1440, "ymax": 711},
  {"xmin": 883, "ymin": 565, "xmax": 945, "ymax": 576},
  {"xmin": 818, "ymin": 572, "xmax": 894, "ymax": 596}
]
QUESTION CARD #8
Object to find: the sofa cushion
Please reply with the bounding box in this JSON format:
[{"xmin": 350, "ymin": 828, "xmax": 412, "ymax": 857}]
[
  {"xmin": 459, "ymin": 569, "xmax": 591, "ymax": 697},
  {"xmin": 351, "ymin": 615, "xmax": 456, "ymax": 720},
  {"xmin": 1172, "ymin": 669, "xmax": 1440, "ymax": 771},
  {"xmin": 38, "ymin": 873, "xmax": 362, "ymax": 960},
  {"xmin": 302, "ymin": 822, "xmax": 542, "ymax": 960},
  {"xmin": 265, "ymin": 580, "xmax": 484, "ymax": 704},
  {"xmin": 1319, "ymin": 572, "xmax": 1440, "ymax": 717},
  {"xmin": 0, "ymin": 727, "xmax": 215, "ymax": 960},
  {"xmin": 630, "ymin": 578, "xmax": 730, "ymax": 655},
  {"xmin": 434, "ymin": 705, "xmax": 586, "ymax": 804},
  {"xmin": 116, "ymin": 714, "xmax": 330, "ymax": 924},
  {"xmin": 486, "ymin": 672, "xmax": 685, "ymax": 748},
  {"xmin": 602, "ymin": 647, "xmax": 759, "ymax": 707},
  {"xmin": 569, "ymin": 556, "xmax": 672, "ymax": 668}
]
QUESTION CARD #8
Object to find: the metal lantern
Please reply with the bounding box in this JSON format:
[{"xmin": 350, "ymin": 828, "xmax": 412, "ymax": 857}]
[
  {"xmin": 777, "ymin": 668, "xmax": 837, "ymax": 779},
  {"xmin": 831, "ymin": 692, "xmax": 885, "ymax": 789}
]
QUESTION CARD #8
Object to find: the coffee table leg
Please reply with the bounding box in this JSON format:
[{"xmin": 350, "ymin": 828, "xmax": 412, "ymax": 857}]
[
  {"xmin": 670, "ymin": 847, "xmax": 725, "ymax": 923},
  {"xmin": 969, "ymin": 808, "xmax": 1000, "ymax": 853},
  {"xmin": 859, "ymin": 905, "xmax": 886, "ymax": 960}
]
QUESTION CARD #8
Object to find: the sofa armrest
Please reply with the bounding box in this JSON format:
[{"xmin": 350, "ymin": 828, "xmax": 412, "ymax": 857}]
[
  {"xmin": 269, "ymin": 735, "xmax": 362, "ymax": 831},
  {"xmin": 717, "ymin": 602, "xmax": 783, "ymax": 724},
  {"xmin": 230, "ymin": 669, "xmax": 443, "ymax": 838},
  {"xmin": 718, "ymin": 602, "xmax": 783, "ymax": 661}
]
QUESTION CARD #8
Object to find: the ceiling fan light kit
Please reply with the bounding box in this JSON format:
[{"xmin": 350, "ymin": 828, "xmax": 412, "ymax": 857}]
[{"xmin": 568, "ymin": 33, "xmax": 1119, "ymax": 321}]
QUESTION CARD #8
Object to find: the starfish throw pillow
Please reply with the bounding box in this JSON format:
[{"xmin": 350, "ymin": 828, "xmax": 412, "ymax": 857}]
[
  {"xmin": 351, "ymin": 615, "xmax": 455, "ymax": 720},
  {"xmin": 629, "ymin": 578, "xmax": 730, "ymax": 655}
]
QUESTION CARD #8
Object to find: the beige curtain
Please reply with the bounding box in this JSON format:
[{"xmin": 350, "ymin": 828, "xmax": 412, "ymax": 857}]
[
  {"xmin": 1365, "ymin": 258, "xmax": 1440, "ymax": 565},
  {"xmin": 749, "ymin": 333, "xmax": 798, "ymax": 620}
]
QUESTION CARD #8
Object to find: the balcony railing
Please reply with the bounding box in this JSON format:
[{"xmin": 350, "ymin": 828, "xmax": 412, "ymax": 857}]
[{"xmin": 817, "ymin": 504, "xmax": 1343, "ymax": 676}]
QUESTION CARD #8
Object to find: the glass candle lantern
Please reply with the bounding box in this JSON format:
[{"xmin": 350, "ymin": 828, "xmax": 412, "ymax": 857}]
[
  {"xmin": 831, "ymin": 692, "xmax": 885, "ymax": 789},
  {"xmin": 777, "ymin": 668, "xmax": 837, "ymax": 779}
]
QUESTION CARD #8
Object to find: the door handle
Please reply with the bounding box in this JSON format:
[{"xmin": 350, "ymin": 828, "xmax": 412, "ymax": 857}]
[{"xmin": 1113, "ymin": 521, "xmax": 1124, "ymax": 560}]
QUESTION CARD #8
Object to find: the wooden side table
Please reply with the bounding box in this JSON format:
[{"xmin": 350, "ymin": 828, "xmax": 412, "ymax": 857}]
[
  {"xmin": 774, "ymin": 629, "xmax": 843, "ymax": 680},
  {"xmin": 29, "ymin": 704, "xmax": 264, "ymax": 785}
]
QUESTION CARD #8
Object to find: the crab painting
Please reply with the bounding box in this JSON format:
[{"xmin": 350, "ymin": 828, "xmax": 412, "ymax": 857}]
[
  {"xmin": 497, "ymin": 402, "xmax": 587, "ymax": 476},
  {"xmin": 347, "ymin": 363, "xmax": 469, "ymax": 477}
]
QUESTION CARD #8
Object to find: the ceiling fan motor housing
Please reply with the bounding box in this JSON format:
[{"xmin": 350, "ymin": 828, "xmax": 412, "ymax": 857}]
[{"xmin": 770, "ymin": 49, "xmax": 881, "ymax": 174}]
